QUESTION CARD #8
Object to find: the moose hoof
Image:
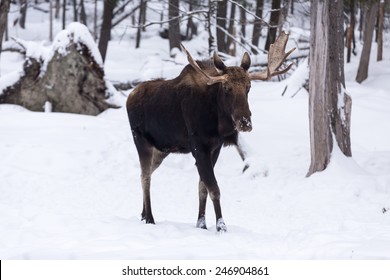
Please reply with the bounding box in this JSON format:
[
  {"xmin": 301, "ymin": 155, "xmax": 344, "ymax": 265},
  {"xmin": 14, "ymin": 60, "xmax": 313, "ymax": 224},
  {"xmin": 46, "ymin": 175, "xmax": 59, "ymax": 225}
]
[
  {"xmin": 216, "ymin": 218, "xmax": 227, "ymax": 232},
  {"xmin": 141, "ymin": 215, "xmax": 155, "ymax": 224},
  {"xmin": 196, "ymin": 217, "xmax": 207, "ymax": 229},
  {"xmin": 242, "ymin": 163, "xmax": 250, "ymax": 173}
]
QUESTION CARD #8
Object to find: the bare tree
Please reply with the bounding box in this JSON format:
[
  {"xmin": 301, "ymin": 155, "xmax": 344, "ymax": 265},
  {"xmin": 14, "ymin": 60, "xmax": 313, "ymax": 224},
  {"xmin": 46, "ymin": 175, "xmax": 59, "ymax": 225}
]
[
  {"xmin": 49, "ymin": 0, "xmax": 53, "ymax": 41},
  {"xmin": 356, "ymin": 0, "xmax": 378, "ymax": 83},
  {"xmin": 264, "ymin": 0, "xmax": 281, "ymax": 51},
  {"xmin": 0, "ymin": 0, "xmax": 11, "ymax": 58},
  {"xmin": 216, "ymin": 0, "xmax": 228, "ymax": 53},
  {"xmin": 55, "ymin": 0, "xmax": 60, "ymax": 19},
  {"xmin": 72, "ymin": 0, "xmax": 78, "ymax": 22},
  {"xmin": 346, "ymin": 0, "xmax": 356, "ymax": 63},
  {"xmin": 377, "ymin": 0, "xmax": 384, "ymax": 61},
  {"xmin": 239, "ymin": 0, "xmax": 246, "ymax": 44},
  {"xmin": 80, "ymin": 0, "xmax": 87, "ymax": 25},
  {"xmin": 62, "ymin": 0, "xmax": 66, "ymax": 29},
  {"xmin": 136, "ymin": 0, "xmax": 146, "ymax": 48},
  {"xmin": 168, "ymin": 0, "xmax": 180, "ymax": 53},
  {"xmin": 19, "ymin": 0, "xmax": 28, "ymax": 29},
  {"xmin": 251, "ymin": 0, "xmax": 264, "ymax": 54},
  {"xmin": 226, "ymin": 1, "xmax": 236, "ymax": 55},
  {"xmin": 98, "ymin": 0, "xmax": 116, "ymax": 62},
  {"xmin": 307, "ymin": 0, "xmax": 352, "ymax": 177}
]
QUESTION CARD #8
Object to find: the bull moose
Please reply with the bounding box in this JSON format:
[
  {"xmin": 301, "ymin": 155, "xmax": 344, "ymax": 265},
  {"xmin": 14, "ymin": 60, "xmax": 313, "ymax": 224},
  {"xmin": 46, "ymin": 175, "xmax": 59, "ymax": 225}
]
[{"xmin": 126, "ymin": 32, "xmax": 295, "ymax": 232}]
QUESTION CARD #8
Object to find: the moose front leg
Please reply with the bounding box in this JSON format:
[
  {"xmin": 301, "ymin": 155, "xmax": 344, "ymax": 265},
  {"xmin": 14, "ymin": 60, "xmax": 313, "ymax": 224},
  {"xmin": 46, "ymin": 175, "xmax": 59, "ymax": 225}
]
[
  {"xmin": 193, "ymin": 146, "xmax": 227, "ymax": 232},
  {"xmin": 196, "ymin": 180, "xmax": 208, "ymax": 229}
]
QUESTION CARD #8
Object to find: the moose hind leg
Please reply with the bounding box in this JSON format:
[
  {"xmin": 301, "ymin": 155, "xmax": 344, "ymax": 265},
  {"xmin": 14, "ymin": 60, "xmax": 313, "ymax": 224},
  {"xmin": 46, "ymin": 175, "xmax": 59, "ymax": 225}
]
[
  {"xmin": 140, "ymin": 147, "xmax": 168, "ymax": 224},
  {"xmin": 133, "ymin": 136, "xmax": 155, "ymax": 224}
]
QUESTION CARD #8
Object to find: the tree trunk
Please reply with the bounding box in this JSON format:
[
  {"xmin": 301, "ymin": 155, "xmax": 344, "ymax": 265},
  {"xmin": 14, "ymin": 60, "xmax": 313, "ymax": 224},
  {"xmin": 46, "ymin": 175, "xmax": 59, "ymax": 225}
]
[
  {"xmin": 226, "ymin": 1, "xmax": 236, "ymax": 54},
  {"xmin": 98, "ymin": 0, "xmax": 116, "ymax": 62},
  {"xmin": 72, "ymin": 0, "xmax": 78, "ymax": 22},
  {"xmin": 49, "ymin": 0, "xmax": 53, "ymax": 41},
  {"xmin": 62, "ymin": 0, "xmax": 66, "ymax": 29},
  {"xmin": 251, "ymin": 0, "xmax": 264, "ymax": 54},
  {"xmin": 55, "ymin": 0, "xmax": 60, "ymax": 19},
  {"xmin": 356, "ymin": 1, "xmax": 378, "ymax": 83},
  {"xmin": 94, "ymin": 0, "xmax": 97, "ymax": 40},
  {"xmin": 0, "ymin": 0, "xmax": 10, "ymax": 58},
  {"xmin": 216, "ymin": 0, "xmax": 227, "ymax": 53},
  {"xmin": 346, "ymin": 0, "xmax": 355, "ymax": 63},
  {"xmin": 80, "ymin": 0, "xmax": 87, "ymax": 25},
  {"xmin": 135, "ymin": 0, "xmax": 146, "ymax": 48},
  {"xmin": 264, "ymin": 0, "xmax": 281, "ymax": 51},
  {"xmin": 307, "ymin": 0, "xmax": 352, "ymax": 177},
  {"xmin": 168, "ymin": 0, "xmax": 180, "ymax": 54},
  {"xmin": 19, "ymin": 0, "xmax": 28, "ymax": 29},
  {"xmin": 239, "ymin": 0, "xmax": 246, "ymax": 44},
  {"xmin": 207, "ymin": 0, "xmax": 216, "ymax": 55},
  {"xmin": 377, "ymin": 0, "xmax": 384, "ymax": 61}
]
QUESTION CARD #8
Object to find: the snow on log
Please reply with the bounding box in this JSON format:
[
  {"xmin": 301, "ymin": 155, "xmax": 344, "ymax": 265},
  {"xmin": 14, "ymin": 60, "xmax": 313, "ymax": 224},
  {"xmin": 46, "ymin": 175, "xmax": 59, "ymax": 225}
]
[{"xmin": 0, "ymin": 22, "xmax": 118, "ymax": 115}]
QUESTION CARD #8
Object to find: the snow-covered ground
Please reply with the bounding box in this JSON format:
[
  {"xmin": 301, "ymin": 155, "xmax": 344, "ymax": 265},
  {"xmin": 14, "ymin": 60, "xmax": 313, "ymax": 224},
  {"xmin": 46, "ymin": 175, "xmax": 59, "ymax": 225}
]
[{"xmin": 1, "ymin": 3, "xmax": 390, "ymax": 259}]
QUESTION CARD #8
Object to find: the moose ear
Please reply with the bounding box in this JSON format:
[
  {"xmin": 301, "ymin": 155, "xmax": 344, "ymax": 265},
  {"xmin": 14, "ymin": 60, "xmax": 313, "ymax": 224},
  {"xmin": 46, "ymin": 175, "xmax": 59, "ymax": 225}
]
[
  {"xmin": 213, "ymin": 51, "xmax": 226, "ymax": 71},
  {"xmin": 240, "ymin": 52, "xmax": 251, "ymax": 71}
]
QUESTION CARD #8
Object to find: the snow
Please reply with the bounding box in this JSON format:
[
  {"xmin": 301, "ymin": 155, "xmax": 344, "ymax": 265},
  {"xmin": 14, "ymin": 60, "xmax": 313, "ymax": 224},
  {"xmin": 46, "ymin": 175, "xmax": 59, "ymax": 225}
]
[{"xmin": 1, "ymin": 2, "xmax": 390, "ymax": 260}]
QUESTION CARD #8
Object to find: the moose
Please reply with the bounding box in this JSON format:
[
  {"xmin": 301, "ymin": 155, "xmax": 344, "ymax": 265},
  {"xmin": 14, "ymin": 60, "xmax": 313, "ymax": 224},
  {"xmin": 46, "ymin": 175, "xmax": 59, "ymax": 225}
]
[{"xmin": 126, "ymin": 32, "xmax": 295, "ymax": 232}]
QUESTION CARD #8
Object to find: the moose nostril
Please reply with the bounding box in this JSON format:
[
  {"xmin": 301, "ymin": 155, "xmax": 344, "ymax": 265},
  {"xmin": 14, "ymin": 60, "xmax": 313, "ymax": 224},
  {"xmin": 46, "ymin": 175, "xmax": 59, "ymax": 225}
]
[{"xmin": 238, "ymin": 117, "xmax": 252, "ymax": 132}]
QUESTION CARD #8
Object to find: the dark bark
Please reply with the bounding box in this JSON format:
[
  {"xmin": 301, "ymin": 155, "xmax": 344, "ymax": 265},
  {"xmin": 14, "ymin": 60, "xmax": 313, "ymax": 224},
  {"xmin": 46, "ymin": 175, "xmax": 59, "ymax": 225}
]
[
  {"xmin": 98, "ymin": 0, "xmax": 116, "ymax": 62},
  {"xmin": 346, "ymin": 0, "xmax": 355, "ymax": 63},
  {"xmin": 251, "ymin": 0, "xmax": 264, "ymax": 54},
  {"xmin": 186, "ymin": 1, "xmax": 198, "ymax": 40},
  {"xmin": 168, "ymin": 0, "xmax": 180, "ymax": 53},
  {"xmin": 55, "ymin": 0, "xmax": 60, "ymax": 19},
  {"xmin": 0, "ymin": 0, "xmax": 11, "ymax": 58},
  {"xmin": 265, "ymin": 0, "xmax": 281, "ymax": 51},
  {"xmin": 62, "ymin": 0, "xmax": 66, "ymax": 29},
  {"xmin": 207, "ymin": 0, "xmax": 216, "ymax": 55},
  {"xmin": 19, "ymin": 0, "xmax": 27, "ymax": 29},
  {"xmin": 377, "ymin": 0, "xmax": 384, "ymax": 61},
  {"xmin": 239, "ymin": 0, "xmax": 246, "ymax": 44},
  {"xmin": 216, "ymin": 0, "xmax": 227, "ymax": 53},
  {"xmin": 135, "ymin": 0, "xmax": 146, "ymax": 48},
  {"xmin": 72, "ymin": 0, "xmax": 77, "ymax": 22},
  {"xmin": 80, "ymin": 0, "xmax": 87, "ymax": 25},
  {"xmin": 356, "ymin": 1, "xmax": 378, "ymax": 83},
  {"xmin": 307, "ymin": 0, "xmax": 352, "ymax": 177},
  {"xmin": 226, "ymin": 1, "xmax": 236, "ymax": 54}
]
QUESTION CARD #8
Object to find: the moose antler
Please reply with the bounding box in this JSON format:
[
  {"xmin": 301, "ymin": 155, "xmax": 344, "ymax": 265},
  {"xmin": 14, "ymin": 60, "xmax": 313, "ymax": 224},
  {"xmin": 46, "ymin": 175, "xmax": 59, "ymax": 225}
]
[
  {"xmin": 249, "ymin": 31, "xmax": 296, "ymax": 81},
  {"xmin": 180, "ymin": 43, "xmax": 228, "ymax": 85}
]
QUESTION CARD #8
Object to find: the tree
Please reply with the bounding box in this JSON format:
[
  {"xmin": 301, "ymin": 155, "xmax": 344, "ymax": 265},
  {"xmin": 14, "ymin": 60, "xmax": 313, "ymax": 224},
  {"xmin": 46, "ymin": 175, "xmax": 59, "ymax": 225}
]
[
  {"xmin": 0, "ymin": 0, "xmax": 11, "ymax": 59},
  {"xmin": 356, "ymin": 0, "xmax": 378, "ymax": 83},
  {"xmin": 264, "ymin": 0, "xmax": 281, "ymax": 51},
  {"xmin": 98, "ymin": 0, "xmax": 116, "ymax": 62},
  {"xmin": 19, "ymin": 0, "xmax": 28, "ymax": 29},
  {"xmin": 168, "ymin": 0, "xmax": 180, "ymax": 54},
  {"xmin": 377, "ymin": 0, "xmax": 384, "ymax": 61},
  {"xmin": 216, "ymin": 0, "xmax": 228, "ymax": 53},
  {"xmin": 307, "ymin": 0, "xmax": 352, "ymax": 177},
  {"xmin": 346, "ymin": 0, "xmax": 356, "ymax": 63},
  {"xmin": 251, "ymin": 0, "xmax": 264, "ymax": 54},
  {"xmin": 135, "ymin": 0, "xmax": 146, "ymax": 48}
]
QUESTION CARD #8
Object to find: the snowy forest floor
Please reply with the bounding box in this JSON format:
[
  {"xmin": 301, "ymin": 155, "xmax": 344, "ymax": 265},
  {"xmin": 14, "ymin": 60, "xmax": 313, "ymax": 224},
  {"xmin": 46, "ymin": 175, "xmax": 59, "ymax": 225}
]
[{"xmin": 1, "ymin": 4, "xmax": 390, "ymax": 259}]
